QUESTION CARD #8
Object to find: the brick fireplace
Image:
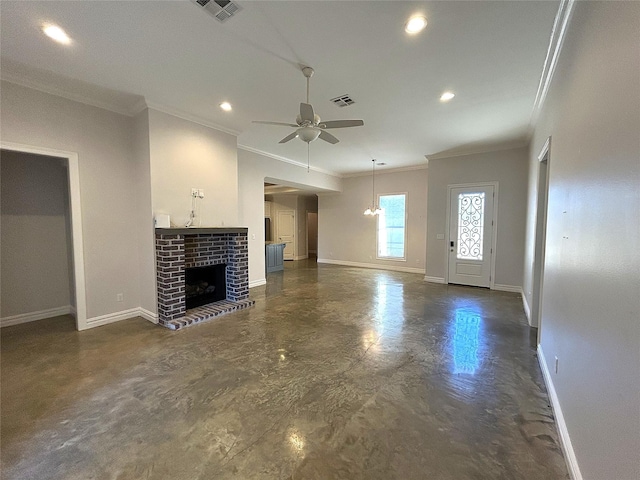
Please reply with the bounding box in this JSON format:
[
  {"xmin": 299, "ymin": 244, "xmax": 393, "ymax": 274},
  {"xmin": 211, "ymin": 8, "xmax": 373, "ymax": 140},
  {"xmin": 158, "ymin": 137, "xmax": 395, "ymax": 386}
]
[{"xmin": 155, "ymin": 228, "xmax": 254, "ymax": 330}]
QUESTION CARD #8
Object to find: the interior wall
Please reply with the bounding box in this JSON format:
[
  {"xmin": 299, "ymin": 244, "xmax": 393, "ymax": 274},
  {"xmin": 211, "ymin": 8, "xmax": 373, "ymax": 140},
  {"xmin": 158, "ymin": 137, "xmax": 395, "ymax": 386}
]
[
  {"xmin": 132, "ymin": 109, "xmax": 156, "ymax": 318},
  {"xmin": 148, "ymin": 108, "xmax": 238, "ymax": 228},
  {"xmin": 237, "ymin": 148, "xmax": 341, "ymax": 286},
  {"xmin": 318, "ymin": 168, "xmax": 427, "ymax": 273},
  {"xmin": 0, "ymin": 151, "xmax": 72, "ymax": 318},
  {"xmin": 426, "ymin": 147, "xmax": 528, "ymax": 287},
  {"xmin": 524, "ymin": 2, "xmax": 640, "ymax": 478},
  {"xmin": 0, "ymin": 81, "xmax": 142, "ymax": 320}
]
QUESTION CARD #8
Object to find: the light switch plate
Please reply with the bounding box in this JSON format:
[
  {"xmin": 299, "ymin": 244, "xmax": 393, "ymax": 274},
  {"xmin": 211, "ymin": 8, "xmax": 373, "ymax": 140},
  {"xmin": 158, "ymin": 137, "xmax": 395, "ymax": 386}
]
[{"xmin": 436, "ymin": 234, "xmax": 445, "ymax": 240}]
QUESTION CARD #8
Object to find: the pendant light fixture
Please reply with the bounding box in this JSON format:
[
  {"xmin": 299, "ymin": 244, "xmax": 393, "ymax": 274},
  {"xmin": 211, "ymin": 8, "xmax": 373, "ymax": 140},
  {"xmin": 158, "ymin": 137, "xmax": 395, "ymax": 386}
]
[{"xmin": 364, "ymin": 159, "xmax": 382, "ymax": 216}]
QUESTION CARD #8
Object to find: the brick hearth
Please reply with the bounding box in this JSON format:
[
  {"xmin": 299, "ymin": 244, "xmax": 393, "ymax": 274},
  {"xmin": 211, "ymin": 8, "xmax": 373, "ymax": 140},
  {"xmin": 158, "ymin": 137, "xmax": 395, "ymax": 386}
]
[{"xmin": 155, "ymin": 228, "xmax": 254, "ymax": 330}]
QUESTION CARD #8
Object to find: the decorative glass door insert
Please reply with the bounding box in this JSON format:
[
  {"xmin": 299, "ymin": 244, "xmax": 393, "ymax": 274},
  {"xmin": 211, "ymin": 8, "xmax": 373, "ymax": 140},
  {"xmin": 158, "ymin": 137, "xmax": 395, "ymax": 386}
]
[{"xmin": 457, "ymin": 192, "xmax": 485, "ymax": 261}]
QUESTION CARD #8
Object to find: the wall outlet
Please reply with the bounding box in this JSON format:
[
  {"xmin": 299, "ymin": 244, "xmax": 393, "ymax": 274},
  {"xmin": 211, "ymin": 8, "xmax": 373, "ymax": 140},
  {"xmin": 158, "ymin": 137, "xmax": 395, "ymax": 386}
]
[
  {"xmin": 198, "ymin": 189, "xmax": 205, "ymax": 198},
  {"xmin": 252, "ymin": 233, "xmax": 256, "ymax": 240},
  {"xmin": 116, "ymin": 293, "xmax": 124, "ymax": 302},
  {"xmin": 554, "ymin": 356, "xmax": 559, "ymax": 374}
]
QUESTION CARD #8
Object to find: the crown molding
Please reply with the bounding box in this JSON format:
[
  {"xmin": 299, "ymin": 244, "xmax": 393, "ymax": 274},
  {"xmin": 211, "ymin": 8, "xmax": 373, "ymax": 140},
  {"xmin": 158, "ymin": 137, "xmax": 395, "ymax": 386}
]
[
  {"xmin": 237, "ymin": 144, "xmax": 341, "ymax": 178},
  {"xmin": 0, "ymin": 74, "xmax": 136, "ymax": 117},
  {"xmin": 528, "ymin": 0, "xmax": 576, "ymax": 137},
  {"xmin": 342, "ymin": 163, "xmax": 429, "ymax": 178},
  {"xmin": 144, "ymin": 100, "xmax": 241, "ymax": 136},
  {"xmin": 427, "ymin": 140, "xmax": 529, "ymax": 161}
]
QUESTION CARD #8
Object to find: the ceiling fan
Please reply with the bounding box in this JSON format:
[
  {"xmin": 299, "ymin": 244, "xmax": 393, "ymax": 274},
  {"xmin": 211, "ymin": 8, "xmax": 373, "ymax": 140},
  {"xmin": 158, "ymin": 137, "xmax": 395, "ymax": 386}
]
[{"xmin": 252, "ymin": 66, "xmax": 364, "ymax": 145}]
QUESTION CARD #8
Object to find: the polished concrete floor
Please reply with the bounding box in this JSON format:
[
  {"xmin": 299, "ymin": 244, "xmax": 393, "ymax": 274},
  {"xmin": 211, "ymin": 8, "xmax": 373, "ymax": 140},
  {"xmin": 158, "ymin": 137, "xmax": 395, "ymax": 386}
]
[{"xmin": 1, "ymin": 260, "xmax": 569, "ymax": 479}]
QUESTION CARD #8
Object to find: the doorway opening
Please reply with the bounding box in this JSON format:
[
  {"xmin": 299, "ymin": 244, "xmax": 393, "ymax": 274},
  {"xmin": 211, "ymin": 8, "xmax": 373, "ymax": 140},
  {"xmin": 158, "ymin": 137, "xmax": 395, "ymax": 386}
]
[
  {"xmin": 532, "ymin": 138, "xmax": 551, "ymax": 343},
  {"xmin": 0, "ymin": 143, "xmax": 87, "ymax": 330}
]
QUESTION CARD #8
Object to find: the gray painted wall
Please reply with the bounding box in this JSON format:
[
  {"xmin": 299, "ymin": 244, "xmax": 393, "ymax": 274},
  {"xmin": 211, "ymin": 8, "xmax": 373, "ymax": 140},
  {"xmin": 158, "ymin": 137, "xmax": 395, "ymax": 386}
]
[
  {"xmin": 524, "ymin": 2, "xmax": 640, "ymax": 478},
  {"xmin": 1, "ymin": 81, "xmax": 144, "ymax": 319},
  {"xmin": 426, "ymin": 148, "xmax": 528, "ymax": 287},
  {"xmin": 237, "ymin": 148, "xmax": 341, "ymax": 286},
  {"xmin": 1, "ymin": 151, "xmax": 72, "ymax": 317},
  {"xmin": 319, "ymin": 168, "xmax": 427, "ymax": 272}
]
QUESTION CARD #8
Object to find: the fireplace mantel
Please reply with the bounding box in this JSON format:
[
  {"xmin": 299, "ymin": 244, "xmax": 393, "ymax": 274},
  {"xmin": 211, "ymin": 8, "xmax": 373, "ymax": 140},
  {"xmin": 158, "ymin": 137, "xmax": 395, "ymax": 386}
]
[{"xmin": 155, "ymin": 227, "xmax": 248, "ymax": 235}]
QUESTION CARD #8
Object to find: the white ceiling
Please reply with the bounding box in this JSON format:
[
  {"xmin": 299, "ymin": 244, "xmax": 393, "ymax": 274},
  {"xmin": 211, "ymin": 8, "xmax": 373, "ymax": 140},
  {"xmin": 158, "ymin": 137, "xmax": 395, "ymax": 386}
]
[{"xmin": 0, "ymin": 1, "xmax": 559, "ymax": 175}]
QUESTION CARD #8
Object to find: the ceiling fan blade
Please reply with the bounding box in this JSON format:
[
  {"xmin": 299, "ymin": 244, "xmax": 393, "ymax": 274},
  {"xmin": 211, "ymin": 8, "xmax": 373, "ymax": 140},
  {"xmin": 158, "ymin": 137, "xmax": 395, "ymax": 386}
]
[
  {"xmin": 320, "ymin": 119, "xmax": 364, "ymax": 129},
  {"xmin": 318, "ymin": 130, "xmax": 339, "ymax": 144},
  {"xmin": 279, "ymin": 131, "xmax": 299, "ymax": 144},
  {"xmin": 253, "ymin": 121, "xmax": 299, "ymax": 127},
  {"xmin": 300, "ymin": 103, "xmax": 315, "ymax": 122}
]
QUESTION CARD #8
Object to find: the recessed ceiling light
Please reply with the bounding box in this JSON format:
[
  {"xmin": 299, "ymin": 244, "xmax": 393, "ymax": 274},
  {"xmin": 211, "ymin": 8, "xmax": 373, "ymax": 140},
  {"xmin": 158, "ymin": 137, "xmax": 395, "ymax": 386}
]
[
  {"xmin": 440, "ymin": 91, "xmax": 455, "ymax": 102},
  {"xmin": 219, "ymin": 102, "xmax": 232, "ymax": 112},
  {"xmin": 405, "ymin": 15, "xmax": 427, "ymax": 34},
  {"xmin": 42, "ymin": 24, "xmax": 71, "ymax": 45}
]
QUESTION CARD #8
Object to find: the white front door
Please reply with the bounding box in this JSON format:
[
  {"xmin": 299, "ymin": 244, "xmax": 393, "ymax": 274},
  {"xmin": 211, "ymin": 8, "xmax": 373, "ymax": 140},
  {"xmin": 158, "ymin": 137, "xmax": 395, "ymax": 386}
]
[
  {"xmin": 277, "ymin": 210, "xmax": 295, "ymax": 260},
  {"xmin": 448, "ymin": 185, "xmax": 495, "ymax": 287}
]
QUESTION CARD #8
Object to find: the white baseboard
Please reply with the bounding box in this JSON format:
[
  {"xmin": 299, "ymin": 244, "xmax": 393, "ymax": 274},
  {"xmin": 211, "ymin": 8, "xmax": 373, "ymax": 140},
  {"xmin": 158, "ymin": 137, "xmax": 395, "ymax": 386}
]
[
  {"xmin": 84, "ymin": 307, "xmax": 148, "ymax": 329},
  {"xmin": 424, "ymin": 276, "xmax": 446, "ymax": 284},
  {"xmin": 1, "ymin": 305, "xmax": 73, "ymax": 327},
  {"xmin": 492, "ymin": 283, "xmax": 522, "ymax": 293},
  {"xmin": 249, "ymin": 278, "xmax": 267, "ymax": 288},
  {"xmin": 537, "ymin": 345, "xmax": 583, "ymax": 480},
  {"xmin": 317, "ymin": 258, "xmax": 425, "ymax": 275},
  {"xmin": 138, "ymin": 308, "xmax": 158, "ymax": 323}
]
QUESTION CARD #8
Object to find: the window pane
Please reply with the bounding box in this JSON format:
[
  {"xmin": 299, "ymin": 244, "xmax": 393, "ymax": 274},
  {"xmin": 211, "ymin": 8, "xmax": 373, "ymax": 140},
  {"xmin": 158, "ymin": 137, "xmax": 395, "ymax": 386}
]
[
  {"xmin": 457, "ymin": 192, "xmax": 484, "ymax": 260},
  {"xmin": 377, "ymin": 194, "xmax": 406, "ymax": 259}
]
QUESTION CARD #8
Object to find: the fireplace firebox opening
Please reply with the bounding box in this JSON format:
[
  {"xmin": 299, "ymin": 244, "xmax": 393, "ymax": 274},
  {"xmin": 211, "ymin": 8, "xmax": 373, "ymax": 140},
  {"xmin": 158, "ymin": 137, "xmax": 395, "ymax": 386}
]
[{"xmin": 185, "ymin": 264, "xmax": 226, "ymax": 310}]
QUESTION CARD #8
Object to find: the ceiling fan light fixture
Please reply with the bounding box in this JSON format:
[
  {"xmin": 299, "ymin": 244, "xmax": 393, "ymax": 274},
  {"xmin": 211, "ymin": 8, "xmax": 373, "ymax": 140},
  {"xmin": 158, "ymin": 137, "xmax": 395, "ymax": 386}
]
[
  {"xmin": 297, "ymin": 126, "xmax": 321, "ymax": 143},
  {"xmin": 219, "ymin": 101, "xmax": 232, "ymax": 111},
  {"xmin": 405, "ymin": 15, "xmax": 427, "ymax": 34}
]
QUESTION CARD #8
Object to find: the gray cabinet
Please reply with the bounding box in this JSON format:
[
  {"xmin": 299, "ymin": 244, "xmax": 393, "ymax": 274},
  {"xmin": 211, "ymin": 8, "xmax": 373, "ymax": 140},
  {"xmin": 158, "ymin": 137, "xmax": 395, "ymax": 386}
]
[{"xmin": 266, "ymin": 243, "xmax": 285, "ymax": 273}]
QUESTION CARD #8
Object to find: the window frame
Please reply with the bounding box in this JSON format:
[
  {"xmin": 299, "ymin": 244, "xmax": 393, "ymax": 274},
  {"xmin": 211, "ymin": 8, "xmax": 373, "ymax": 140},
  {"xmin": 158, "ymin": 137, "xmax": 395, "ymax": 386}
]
[{"xmin": 375, "ymin": 192, "xmax": 408, "ymax": 262}]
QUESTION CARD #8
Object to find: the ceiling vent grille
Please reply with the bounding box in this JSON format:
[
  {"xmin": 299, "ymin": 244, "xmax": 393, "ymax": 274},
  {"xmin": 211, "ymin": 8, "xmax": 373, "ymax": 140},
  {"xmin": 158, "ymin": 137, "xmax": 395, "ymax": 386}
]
[
  {"xmin": 330, "ymin": 95, "xmax": 356, "ymax": 107},
  {"xmin": 193, "ymin": 0, "xmax": 242, "ymax": 23}
]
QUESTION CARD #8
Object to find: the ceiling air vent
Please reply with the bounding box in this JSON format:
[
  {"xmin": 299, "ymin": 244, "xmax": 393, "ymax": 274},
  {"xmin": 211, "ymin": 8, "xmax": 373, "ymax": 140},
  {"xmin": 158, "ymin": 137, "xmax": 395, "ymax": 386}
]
[
  {"xmin": 193, "ymin": 0, "xmax": 242, "ymax": 23},
  {"xmin": 330, "ymin": 95, "xmax": 356, "ymax": 107}
]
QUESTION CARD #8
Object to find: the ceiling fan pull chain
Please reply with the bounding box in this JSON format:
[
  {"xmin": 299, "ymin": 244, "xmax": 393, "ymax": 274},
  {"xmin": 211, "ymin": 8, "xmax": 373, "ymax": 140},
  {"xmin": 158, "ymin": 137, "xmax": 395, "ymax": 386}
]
[{"xmin": 307, "ymin": 142, "xmax": 310, "ymax": 173}]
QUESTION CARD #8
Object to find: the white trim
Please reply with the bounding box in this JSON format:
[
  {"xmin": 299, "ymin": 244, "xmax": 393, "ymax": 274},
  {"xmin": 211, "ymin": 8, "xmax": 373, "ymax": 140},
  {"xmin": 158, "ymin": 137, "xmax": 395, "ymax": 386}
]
[
  {"xmin": 492, "ymin": 284, "xmax": 522, "ymax": 293},
  {"xmin": 318, "ymin": 258, "xmax": 425, "ymax": 275},
  {"xmin": 237, "ymin": 144, "xmax": 340, "ymax": 177},
  {"xmin": 1, "ymin": 306, "xmax": 72, "ymax": 327},
  {"xmin": 249, "ymin": 279, "xmax": 267, "ymax": 288},
  {"xmin": 83, "ymin": 307, "xmax": 142, "ymax": 330},
  {"xmin": 537, "ymin": 345, "xmax": 583, "ymax": 480},
  {"xmin": 145, "ymin": 102, "xmax": 240, "ymax": 137},
  {"xmin": 1, "ymin": 142, "xmax": 88, "ymax": 331},
  {"xmin": 426, "ymin": 140, "xmax": 528, "ymax": 162},
  {"xmin": 424, "ymin": 276, "xmax": 446, "ymax": 284},
  {"xmin": 522, "ymin": 290, "xmax": 532, "ymax": 325},
  {"xmin": 342, "ymin": 163, "xmax": 428, "ymax": 178},
  {"xmin": 0, "ymin": 77, "xmax": 136, "ymax": 117},
  {"xmin": 138, "ymin": 308, "xmax": 158, "ymax": 324},
  {"xmin": 529, "ymin": 0, "xmax": 576, "ymax": 133}
]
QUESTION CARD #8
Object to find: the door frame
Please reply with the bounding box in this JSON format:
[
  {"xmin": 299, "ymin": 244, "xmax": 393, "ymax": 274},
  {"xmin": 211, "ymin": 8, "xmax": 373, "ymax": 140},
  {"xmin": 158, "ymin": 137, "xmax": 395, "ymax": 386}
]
[
  {"xmin": 533, "ymin": 137, "xmax": 551, "ymax": 343},
  {"xmin": 444, "ymin": 182, "xmax": 499, "ymax": 289},
  {"xmin": 1, "ymin": 141, "xmax": 88, "ymax": 330}
]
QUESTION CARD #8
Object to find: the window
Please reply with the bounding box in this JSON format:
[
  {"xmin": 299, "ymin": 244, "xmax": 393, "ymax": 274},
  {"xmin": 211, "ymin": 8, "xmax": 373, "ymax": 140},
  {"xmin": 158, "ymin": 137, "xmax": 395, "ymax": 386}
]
[{"xmin": 377, "ymin": 193, "xmax": 406, "ymax": 260}]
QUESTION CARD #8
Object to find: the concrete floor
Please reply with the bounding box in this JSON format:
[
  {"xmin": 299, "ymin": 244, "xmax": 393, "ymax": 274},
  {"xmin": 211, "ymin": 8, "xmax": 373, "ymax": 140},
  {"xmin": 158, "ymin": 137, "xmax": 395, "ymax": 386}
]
[{"xmin": 1, "ymin": 260, "xmax": 568, "ymax": 480}]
